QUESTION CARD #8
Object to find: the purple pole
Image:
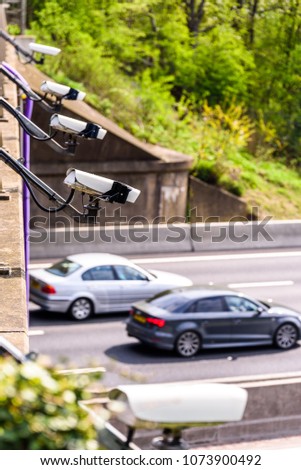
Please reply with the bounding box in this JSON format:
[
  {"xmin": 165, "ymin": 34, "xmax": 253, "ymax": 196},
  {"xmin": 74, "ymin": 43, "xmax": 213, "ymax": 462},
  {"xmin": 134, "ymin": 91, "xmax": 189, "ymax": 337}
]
[{"xmin": 2, "ymin": 61, "xmax": 33, "ymax": 315}]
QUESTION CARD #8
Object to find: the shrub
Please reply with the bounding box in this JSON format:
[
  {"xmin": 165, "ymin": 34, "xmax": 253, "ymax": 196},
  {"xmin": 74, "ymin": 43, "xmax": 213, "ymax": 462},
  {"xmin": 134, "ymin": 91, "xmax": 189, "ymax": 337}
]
[
  {"xmin": 191, "ymin": 103, "xmax": 254, "ymax": 196},
  {"xmin": 192, "ymin": 160, "xmax": 220, "ymax": 185},
  {"xmin": 218, "ymin": 175, "xmax": 244, "ymax": 197},
  {"xmin": 0, "ymin": 357, "xmax": 101, "ymax": 450}
]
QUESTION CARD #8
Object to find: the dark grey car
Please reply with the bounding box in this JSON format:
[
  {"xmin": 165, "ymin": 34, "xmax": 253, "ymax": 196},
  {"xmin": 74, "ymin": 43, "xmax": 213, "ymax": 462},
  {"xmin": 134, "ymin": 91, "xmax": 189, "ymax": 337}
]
[{"xmin": 126, "ymin": 287, "xmax": 301, "ymax": 357}]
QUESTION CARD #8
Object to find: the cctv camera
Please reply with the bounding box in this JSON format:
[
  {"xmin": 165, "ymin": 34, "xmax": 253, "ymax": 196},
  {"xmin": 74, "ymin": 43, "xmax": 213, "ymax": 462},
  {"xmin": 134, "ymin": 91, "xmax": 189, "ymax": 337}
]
[
  {"xmin": 50, "ymin": 114, "xmax": 107, "ymax": 139},
  {"xmin": 109, "ymin": 382, "xmax": 248, "ymax": 429},
  {"xmin": 40, "ymin": 81, "xmax": 86, "ymax": 101},
  {"xmin": 28, "ymin": 42, "xmax": 61, "ymax": 56},
  {"xmin": 64, "ymin": 169, "xmax": 141, "ymax": 204}
]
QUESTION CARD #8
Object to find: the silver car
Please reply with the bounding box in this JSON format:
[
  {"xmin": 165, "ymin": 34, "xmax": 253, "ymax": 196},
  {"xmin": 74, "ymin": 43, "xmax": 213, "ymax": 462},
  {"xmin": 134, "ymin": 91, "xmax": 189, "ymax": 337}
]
[
  {"xmin": 126, "ymin": 287, "xmax": 301, "ymax": 357},
  {"xmin": 29, "ymin": 253, "xmax": 192, "ymax": 321}
]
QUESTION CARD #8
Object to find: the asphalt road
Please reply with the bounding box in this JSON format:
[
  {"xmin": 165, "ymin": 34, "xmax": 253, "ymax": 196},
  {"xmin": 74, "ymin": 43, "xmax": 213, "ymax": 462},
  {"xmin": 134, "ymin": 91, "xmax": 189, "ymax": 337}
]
[{"xmin": 29, "ymin": 248, "xmax": 301, "ymax": 387}]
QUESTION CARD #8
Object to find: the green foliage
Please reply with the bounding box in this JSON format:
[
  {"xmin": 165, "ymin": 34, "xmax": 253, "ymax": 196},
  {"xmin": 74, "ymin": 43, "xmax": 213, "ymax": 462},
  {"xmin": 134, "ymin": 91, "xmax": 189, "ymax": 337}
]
[
  {"xmin": 218, "ymin": 174, "xmax": 244, "ymax": 197},
  {"xmin": 26, "ymin": 0, "xmax": 301, "ymax": 162},
  {"xmin": 7, "ymin": 24, "xmax": 21, "ymax": 35},
  {"xmin": 192, "ymin": 103, "xmax": 253, "ymax": 196},
  {"xmin": 192, "ymin": 160, "xmax": 219, "ymax": 185},
  {"xmin": 0, "ymin": 357, "xmax": 101, "ymax": 450},
  {"xmin": 24, "ymin": 0, "xmax": 301, "ymax": 216},
  {"xmin": 175, "ymin": 26, "xmax": 254, "ymax": 105}
]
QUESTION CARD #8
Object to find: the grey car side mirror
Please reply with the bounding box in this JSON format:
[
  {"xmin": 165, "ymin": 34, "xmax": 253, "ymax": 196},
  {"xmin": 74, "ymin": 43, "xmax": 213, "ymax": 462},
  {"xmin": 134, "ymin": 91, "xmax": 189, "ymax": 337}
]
[{"xmin": 256, "ymin": 306, "xmax": 265, "ymax": 315}]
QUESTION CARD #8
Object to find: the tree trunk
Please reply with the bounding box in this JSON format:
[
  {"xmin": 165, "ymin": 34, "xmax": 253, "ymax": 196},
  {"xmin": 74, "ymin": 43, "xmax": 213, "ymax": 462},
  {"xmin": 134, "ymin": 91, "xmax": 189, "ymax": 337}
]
[{"xmin": 184, "ymin": 0, "xmax": 206, "ymax": 36}]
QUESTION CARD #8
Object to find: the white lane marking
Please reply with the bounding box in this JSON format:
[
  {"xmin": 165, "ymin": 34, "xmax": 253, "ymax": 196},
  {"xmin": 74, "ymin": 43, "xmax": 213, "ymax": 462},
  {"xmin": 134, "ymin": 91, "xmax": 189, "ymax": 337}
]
[
  {"xmin": 132, "ymin": 251, "xmax": 301, "ymax": 264},
  {"xmin": 29, "ymin": 249, "xmax": 301, "ymax": 269},
  {"xmin": 58, "ymin": 366, "xmax": 106, "ymax": 375},
  {"xmin": 28, "ymin": 330, "xmax": 45, "ymax": 336},
  {"xmin": 228, "ymin": 280, "xmax": 294, "ymax": 289},
  {"xmin": 29, "ymin": 263, "xmax": 52, "ymax": 269}
]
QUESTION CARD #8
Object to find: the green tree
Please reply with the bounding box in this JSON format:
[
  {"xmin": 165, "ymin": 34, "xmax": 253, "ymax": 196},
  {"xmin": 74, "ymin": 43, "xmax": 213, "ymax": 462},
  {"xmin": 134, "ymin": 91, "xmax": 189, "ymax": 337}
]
[{"xmin": 26, "ymin": 0, "xmax": 301, "ymax": 161}]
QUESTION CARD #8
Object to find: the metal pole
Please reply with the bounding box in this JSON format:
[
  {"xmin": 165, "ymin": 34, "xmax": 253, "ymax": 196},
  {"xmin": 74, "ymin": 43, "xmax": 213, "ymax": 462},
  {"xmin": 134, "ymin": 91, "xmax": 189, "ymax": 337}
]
[{"xmin": 21, "ymin": 0, "xmax": 27, "ymax": 35}]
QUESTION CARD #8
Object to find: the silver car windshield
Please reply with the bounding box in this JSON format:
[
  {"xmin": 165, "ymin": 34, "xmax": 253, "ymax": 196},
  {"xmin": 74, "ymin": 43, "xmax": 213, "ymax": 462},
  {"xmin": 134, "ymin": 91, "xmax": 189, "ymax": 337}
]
[{"xmin": 46, "ymin": 259, "xmax": 81, "ymax": 277}]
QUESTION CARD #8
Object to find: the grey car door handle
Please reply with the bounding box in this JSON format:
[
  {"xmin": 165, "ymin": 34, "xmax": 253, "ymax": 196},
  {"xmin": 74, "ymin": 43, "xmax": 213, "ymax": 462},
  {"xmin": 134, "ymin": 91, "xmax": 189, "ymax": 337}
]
[{"xmin": 233, "ymin": 319, "xmax": 242, "ymax": 324}]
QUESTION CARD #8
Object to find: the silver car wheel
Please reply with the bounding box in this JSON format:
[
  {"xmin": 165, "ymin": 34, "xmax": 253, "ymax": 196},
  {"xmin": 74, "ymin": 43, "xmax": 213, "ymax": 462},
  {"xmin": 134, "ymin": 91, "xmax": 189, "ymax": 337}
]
[
  {"xmin": 176, "ymin": 331, "xmax": 200, "ymax": 357},
  {"xmin": 69, "ymin": 298, "xmax": 93, "ymax": 321},
  {"xmin": 275, "ymin": 323, "xmax": 298, "ymax": 349}
]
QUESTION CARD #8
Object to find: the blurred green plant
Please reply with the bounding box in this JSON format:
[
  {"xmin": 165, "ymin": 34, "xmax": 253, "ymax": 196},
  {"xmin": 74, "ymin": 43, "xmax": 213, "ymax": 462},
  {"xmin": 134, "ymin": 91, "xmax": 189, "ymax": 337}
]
[
  {"xmin": 0, "ymin": 357, "xmax": 102, "ymax": 450},
  {"xmin": 7, "ymin": 24, "xmax": 21, "ymax": 35}
]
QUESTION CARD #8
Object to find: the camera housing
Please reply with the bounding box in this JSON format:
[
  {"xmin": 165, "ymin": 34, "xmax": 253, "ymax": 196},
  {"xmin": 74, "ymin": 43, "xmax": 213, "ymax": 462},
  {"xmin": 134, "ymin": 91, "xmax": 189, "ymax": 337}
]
[
  {"xmin": 40, "ymin": 81, "xmax": 86, "ymax": 101},
  {"xmin": 109, "ymin": 382, "xmax": 248, "ymax": 429},
  {"xmin": 50, "ymin": 114, "xmax": 107, "ymax": 140},
  {"xmin": 28, "ymin": 42, "xmax": 61, "ymax": 56},
  {"xmin": 64, "ymin": 169, "xmax": 141, "ymax": 203}
]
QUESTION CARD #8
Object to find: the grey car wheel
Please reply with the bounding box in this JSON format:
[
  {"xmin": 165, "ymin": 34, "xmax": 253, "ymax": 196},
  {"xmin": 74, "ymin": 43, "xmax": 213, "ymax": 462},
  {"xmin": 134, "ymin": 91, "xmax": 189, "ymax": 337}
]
[
  {"xmin": 175, "ymin": 331, "xmax": 201, "ymax": 357},
  {"xmin": 69, "ymin": 298, "xmax": 93, "ymax": 321},
  {"xmin": 274, "ymin": 323, "xmax": 298, "ymax": 349}
]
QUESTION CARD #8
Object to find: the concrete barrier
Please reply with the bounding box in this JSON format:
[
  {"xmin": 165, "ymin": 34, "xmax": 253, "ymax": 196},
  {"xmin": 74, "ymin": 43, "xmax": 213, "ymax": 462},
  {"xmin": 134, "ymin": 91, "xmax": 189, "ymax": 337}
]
[
  {"xmin": 191, "ymin": 219, "xmax": 301, "ymax": 251},
  {"xmin": 29, "ymin": 223, "xmax": 193, "ymax": 258},
  {"xmin": 30, "ymin": 220, "xmax": 301, "ymax": 258}
]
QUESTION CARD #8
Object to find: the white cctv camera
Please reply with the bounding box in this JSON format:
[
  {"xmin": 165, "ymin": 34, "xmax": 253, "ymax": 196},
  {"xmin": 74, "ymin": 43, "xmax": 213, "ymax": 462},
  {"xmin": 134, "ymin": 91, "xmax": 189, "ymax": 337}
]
[
  {"xmin": 40, "ymin": 81, "xmax": 86, "ymax": 101},
  {"xmin": 64, "ymin": 169, "xmax": 141, "ymax": 204},
  {"xmin": 109, "ymin": 382, "xmax": 248, "ymax": 429},
  {"xmin": 28, "ymin": 42, "xmax": 61, "ymax": 56},
  {"xmin": 50, "ymin": 114, "xmax": 107, "ymax": 139}
]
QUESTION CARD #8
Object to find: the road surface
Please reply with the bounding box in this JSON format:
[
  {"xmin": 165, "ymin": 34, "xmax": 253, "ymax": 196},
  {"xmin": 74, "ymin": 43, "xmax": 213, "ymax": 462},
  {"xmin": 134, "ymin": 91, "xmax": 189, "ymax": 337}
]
[{"xmin": 29, "ymin": 248, "xmax": 301, "ymax": 386}]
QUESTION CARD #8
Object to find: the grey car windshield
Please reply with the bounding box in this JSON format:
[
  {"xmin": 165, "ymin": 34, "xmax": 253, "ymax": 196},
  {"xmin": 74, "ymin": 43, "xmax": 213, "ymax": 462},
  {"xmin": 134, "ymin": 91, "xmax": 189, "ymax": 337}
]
[{"xmin": 46, "ymin": 259, "xmax": 81, "ymax": 277}]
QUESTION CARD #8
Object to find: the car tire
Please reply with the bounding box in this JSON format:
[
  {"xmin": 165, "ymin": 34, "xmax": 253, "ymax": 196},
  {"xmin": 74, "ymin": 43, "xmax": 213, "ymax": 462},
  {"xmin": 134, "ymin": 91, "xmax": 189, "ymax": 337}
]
[
  {"xmin": 69, "ymin": 298, "xmax": 93, "ymax": 321},
  {"xmin": 175, "ymin": 330, "xmax": 201, "ymax": 357},
  {"xmin": 274, "ymin": 323, "xmax": 298, "ymax": 350}
]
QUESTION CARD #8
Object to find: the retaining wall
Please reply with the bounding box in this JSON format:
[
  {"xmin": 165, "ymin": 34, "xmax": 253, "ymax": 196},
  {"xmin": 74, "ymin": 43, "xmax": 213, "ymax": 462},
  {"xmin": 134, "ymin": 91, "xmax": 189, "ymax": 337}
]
[{"xmin": 189, "ymin": 176, "xmax": 248, "ymax": 222}]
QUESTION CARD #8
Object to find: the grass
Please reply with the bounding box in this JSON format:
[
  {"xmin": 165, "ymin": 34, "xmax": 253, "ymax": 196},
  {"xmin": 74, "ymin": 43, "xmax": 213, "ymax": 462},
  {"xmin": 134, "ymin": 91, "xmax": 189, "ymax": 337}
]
[{"xmin": 225, "ymin": 153, "xmax": 301, "ymax": 219}]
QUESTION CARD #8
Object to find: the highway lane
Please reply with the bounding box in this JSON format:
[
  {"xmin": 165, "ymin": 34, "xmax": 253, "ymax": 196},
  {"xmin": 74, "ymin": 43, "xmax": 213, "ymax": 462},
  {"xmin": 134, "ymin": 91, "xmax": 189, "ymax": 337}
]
[
  {"xmin": 131, "ymin": 249, "xmax": 301, "ymax": 311},
  {"xmin": 29, "ymin": 248, "xmax": 301, "ymax": 386}
]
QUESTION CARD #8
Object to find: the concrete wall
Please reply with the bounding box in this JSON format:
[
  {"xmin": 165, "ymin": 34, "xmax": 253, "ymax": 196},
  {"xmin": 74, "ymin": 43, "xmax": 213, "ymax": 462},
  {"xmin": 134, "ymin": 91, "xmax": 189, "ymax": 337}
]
[
  {"xmin": 189, "ymin": 175, "xmax": 248, "ymax": 222},
  {"xmin": 0, "ymin": 7, "xmax": 28, "ymax": 352}
]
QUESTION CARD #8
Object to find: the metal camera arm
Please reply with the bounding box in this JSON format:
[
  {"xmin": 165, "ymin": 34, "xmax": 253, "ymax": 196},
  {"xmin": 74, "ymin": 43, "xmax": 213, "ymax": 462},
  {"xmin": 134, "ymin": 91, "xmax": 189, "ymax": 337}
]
[
  {"xmin": 0, "ymin": 29, "xmax": 45, "ymax": 64},
  {"xmin": 0, "ymin": 96, "xmax": 52, "ymax": 139},
  {"xmin": 0, "ymin": 148, "xmax": 101, "ymax": 223},
  {"xmin": 0, "ymin": 97, "xmax": 77, "ymax": 154},
  {"xmin": 0, "ymin": 65, "xmax": 41, "ymax": 101}
]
